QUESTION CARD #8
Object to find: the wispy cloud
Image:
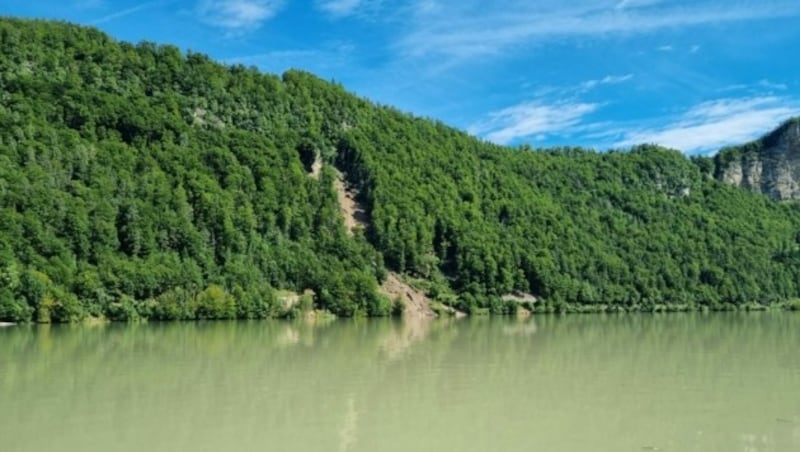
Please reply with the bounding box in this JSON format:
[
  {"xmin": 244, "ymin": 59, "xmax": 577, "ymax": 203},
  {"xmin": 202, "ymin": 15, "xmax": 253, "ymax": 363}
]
[
  {"xmin": 316, "ymin": 0, "xmax": 386, "ymax": 20},
  {"xmin": 469, "ymin": 101, "xmax": 599, "ymax": 144},
  {"xmin": 467, "ymin": 73, "xmax": 632, "ymax": 144},
  {"xmin": 317, "ymin": 0, "xmax": 362, "ymax": 17},
  {"xmin": 613, "ymin": 96, "xmax": 800, "ymax": 153},
  {"xmin": 91, "ymin": 1, "xmax": 158, "ymax": 24},
  {"xmin": 614, "ymin": 0, "xmax": 663, "ymax": 10},
  {"xmin": 196, "ymin": 0, "xmax": 284, "ymax": 30},
  {"xmin": 657, "ymin": 45, "xmax": 673, "ymax": 51},
  {"xmin": 758, "ymin": 79, "xmax": 788, "ymax": 91},
  {"xmin": 400, "ymin": 0, "xmax": 800, "ymax": 61},
  {"xmin": 579, "ymin": 74, "xmax": 634, "ymax": 91},
  {"xmin": 523, "ymin": 73, "xmax": 634, "ymax": 99}
]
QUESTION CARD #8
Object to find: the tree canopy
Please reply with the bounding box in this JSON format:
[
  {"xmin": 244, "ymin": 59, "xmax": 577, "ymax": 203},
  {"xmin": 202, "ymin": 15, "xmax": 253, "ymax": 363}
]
[{"xmin": 2, "ymin": 18, "xmax": 800, "ymax": 322}]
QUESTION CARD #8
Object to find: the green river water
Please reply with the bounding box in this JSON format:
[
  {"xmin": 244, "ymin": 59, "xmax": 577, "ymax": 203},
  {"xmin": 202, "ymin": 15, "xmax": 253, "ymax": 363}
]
[{"xmin": 1, "ymin": 313, "xmax": 799, "ymax": 452}]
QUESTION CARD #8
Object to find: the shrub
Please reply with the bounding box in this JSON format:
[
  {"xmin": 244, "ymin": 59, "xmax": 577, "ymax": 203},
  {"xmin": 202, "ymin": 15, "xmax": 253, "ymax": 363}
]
[
  {"xmin": 193, "ymin": 285, "xmax": 236, "ymax": 320},
  {"xmin": 106, "ymin": 295, "xmax": 141, "ymax": 322},
  {"xmin": 150, "ymin": 288, "xmax": 193, "ymax": 320},
  {"xmin": 50, "ymin": 290, "xmax": 85, "ymax": 323},
  {"xmin": 0, "ymin": 289, "xmax": 32, "ymax": 322}
]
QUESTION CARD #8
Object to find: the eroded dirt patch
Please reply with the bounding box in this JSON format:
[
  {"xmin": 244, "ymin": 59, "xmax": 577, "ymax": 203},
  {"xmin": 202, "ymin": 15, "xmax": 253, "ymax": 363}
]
[
  {"xmin": 332, "ymin": 171, "xmax": 434, "ymax": 318},
  {"xmin": 334, "ymin": 173, "xmax": 368, "ymax": 234},
  {"xmin": 380, "ymin": 273, "xmax": 436, "ymax": 318},
  {"xmin": 309, "ymin": 153, "xmax": 323, "ymax": 179}
]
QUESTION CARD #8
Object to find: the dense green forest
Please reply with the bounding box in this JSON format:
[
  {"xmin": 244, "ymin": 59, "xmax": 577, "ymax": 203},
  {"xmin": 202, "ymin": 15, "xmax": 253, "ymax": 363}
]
[{"xmin": 2, "ymin": 18, "xmax": 800, "ymax": 322}]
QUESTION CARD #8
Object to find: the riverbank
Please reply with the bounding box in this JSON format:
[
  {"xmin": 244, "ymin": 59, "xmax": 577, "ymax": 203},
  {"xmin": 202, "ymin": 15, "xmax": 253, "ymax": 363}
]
[
  {"xmin": 520, "ymin": 298, "xmax": 800, "ymax": 315},
  {"xmin": 3, "ymin": 299, "xmax": 798, "ymax": 325}
]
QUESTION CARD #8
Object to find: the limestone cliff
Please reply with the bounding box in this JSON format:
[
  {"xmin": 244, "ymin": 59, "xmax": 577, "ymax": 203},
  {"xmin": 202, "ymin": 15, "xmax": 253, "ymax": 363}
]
[{"xmin": 715, "ymin": 119, "xmax": 800, "ymax": 200}]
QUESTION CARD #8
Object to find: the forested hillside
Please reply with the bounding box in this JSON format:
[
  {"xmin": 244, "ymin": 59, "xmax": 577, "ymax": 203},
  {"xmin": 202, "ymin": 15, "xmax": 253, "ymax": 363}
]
[{"xmin": 2, "ymin": 18, "xmax": 800, "ymax": 322}]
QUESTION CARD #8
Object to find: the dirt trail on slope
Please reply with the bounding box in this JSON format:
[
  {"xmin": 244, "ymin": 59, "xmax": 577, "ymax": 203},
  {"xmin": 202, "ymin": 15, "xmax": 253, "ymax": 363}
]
[{"xmin": 334, "ymin": 172, "xmax": 368, "ymax": 234}]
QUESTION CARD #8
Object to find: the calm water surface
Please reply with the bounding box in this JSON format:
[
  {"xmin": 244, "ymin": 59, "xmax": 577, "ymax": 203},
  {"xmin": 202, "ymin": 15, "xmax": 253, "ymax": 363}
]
[{"xmin": 1, "ymin": 313, "xmax": 799, "ymax": 452}]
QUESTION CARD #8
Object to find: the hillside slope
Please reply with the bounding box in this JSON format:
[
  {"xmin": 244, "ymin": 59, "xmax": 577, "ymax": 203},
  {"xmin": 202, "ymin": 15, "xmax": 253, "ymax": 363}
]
[{"xmin": 2, "ymin": 18, "xmax": 800, "ymax": 322}]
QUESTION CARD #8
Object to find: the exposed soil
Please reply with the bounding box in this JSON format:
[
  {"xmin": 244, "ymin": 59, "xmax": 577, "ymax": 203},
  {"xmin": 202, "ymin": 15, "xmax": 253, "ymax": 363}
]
[
  {"xmin": 277, "ymin": 289, "xmax": 315, "ymax": 311},
  {"xmin": 332, "ymin": 170, "xmax": 435, "ymax": 318},
  {"xmin": 334, "ymin": 173, "xmax": 368, "ymax": 234},
  {"xmin": 501, "ymin": 291, "xmax": 538, "ymax": 304},
  {"xmin": 380, "ymin": 273, "xmax": 436, "ymax": 318},
  {"xmin": 309, "ymin": 153, "xmax": 323, "ymax": 179},
  {"xmin": 440, "ymin": 304, "xmax": 468, "ymax": 318}
]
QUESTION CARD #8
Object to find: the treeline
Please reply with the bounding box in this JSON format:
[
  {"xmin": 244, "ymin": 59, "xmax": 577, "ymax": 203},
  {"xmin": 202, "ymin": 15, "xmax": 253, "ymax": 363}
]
[{"xmin": 1, "ymin": 18, "xmax": 800, "ymax": 322}]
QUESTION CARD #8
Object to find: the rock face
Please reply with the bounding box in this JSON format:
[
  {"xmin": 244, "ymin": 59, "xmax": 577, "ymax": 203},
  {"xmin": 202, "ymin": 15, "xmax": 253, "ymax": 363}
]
[{"xmin": 718, "ymin": 120, "xmax": 800, "ymax": 200}]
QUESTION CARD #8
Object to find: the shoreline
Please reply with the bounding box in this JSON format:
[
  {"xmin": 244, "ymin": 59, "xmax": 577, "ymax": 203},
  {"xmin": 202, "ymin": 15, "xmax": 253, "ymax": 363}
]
[{"xmin": 1, "ymin": 302, "xmax": 797, "ymax": 326}]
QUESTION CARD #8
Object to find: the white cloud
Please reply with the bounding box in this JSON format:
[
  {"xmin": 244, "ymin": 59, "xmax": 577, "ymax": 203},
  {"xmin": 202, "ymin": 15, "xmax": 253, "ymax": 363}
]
[
  {"xmin": 690, "ymin": 44, "xmax": 701, "ymax": 53},
  {"xmin": 318, "ymin": 0, "xmax": 362, "ymax": 17},
  {"xmin": 399, "ymin": 0, "xmax": 800, "ymax": 60},
  {"xmin": 466, "ymin": 72, "xmax": 632, "ymax": 145},
  {"xmin": 613, "ymin": 96, "xmax": 800, "ymax": 153},
  {"xmin": 469, "ymin": 101, "xmax": 598, "ymax": 144},
  {"xmin": 657, "ymin": 45, "xmax": 673, "ymax": 51},
  {"xmin": 197, "ymin": 0, "xmax": 284, "ymax": 30}
]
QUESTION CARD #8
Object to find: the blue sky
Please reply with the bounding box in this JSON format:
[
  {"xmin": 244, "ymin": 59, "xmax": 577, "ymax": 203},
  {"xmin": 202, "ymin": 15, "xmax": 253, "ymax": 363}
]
[{"xmin": 4, "ymin": 0, "xmax": 800, "ymax": 154}]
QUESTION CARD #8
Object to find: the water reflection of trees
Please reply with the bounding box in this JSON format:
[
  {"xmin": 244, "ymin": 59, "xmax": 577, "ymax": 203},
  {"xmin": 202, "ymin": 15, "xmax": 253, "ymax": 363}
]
[{"xmin": 0, "ymin": 313, "xmax": 799, "ymax": 452}]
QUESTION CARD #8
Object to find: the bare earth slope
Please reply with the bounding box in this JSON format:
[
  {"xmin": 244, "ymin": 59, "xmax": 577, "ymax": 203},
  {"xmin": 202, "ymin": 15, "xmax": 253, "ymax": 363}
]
[
  {"xmin": 380, "ymin": 273, "xmax": 436, "ymax": 318},
  {"xmin": 332, "ymin": 173, "xmax": 434, "ymax": 318}
]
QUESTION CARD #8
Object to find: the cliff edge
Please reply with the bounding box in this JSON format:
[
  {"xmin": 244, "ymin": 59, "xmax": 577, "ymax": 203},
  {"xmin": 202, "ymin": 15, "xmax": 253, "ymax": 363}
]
[{"xmin": 715, "ymin": 118, "xmax": 800, "ymax": 200}]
